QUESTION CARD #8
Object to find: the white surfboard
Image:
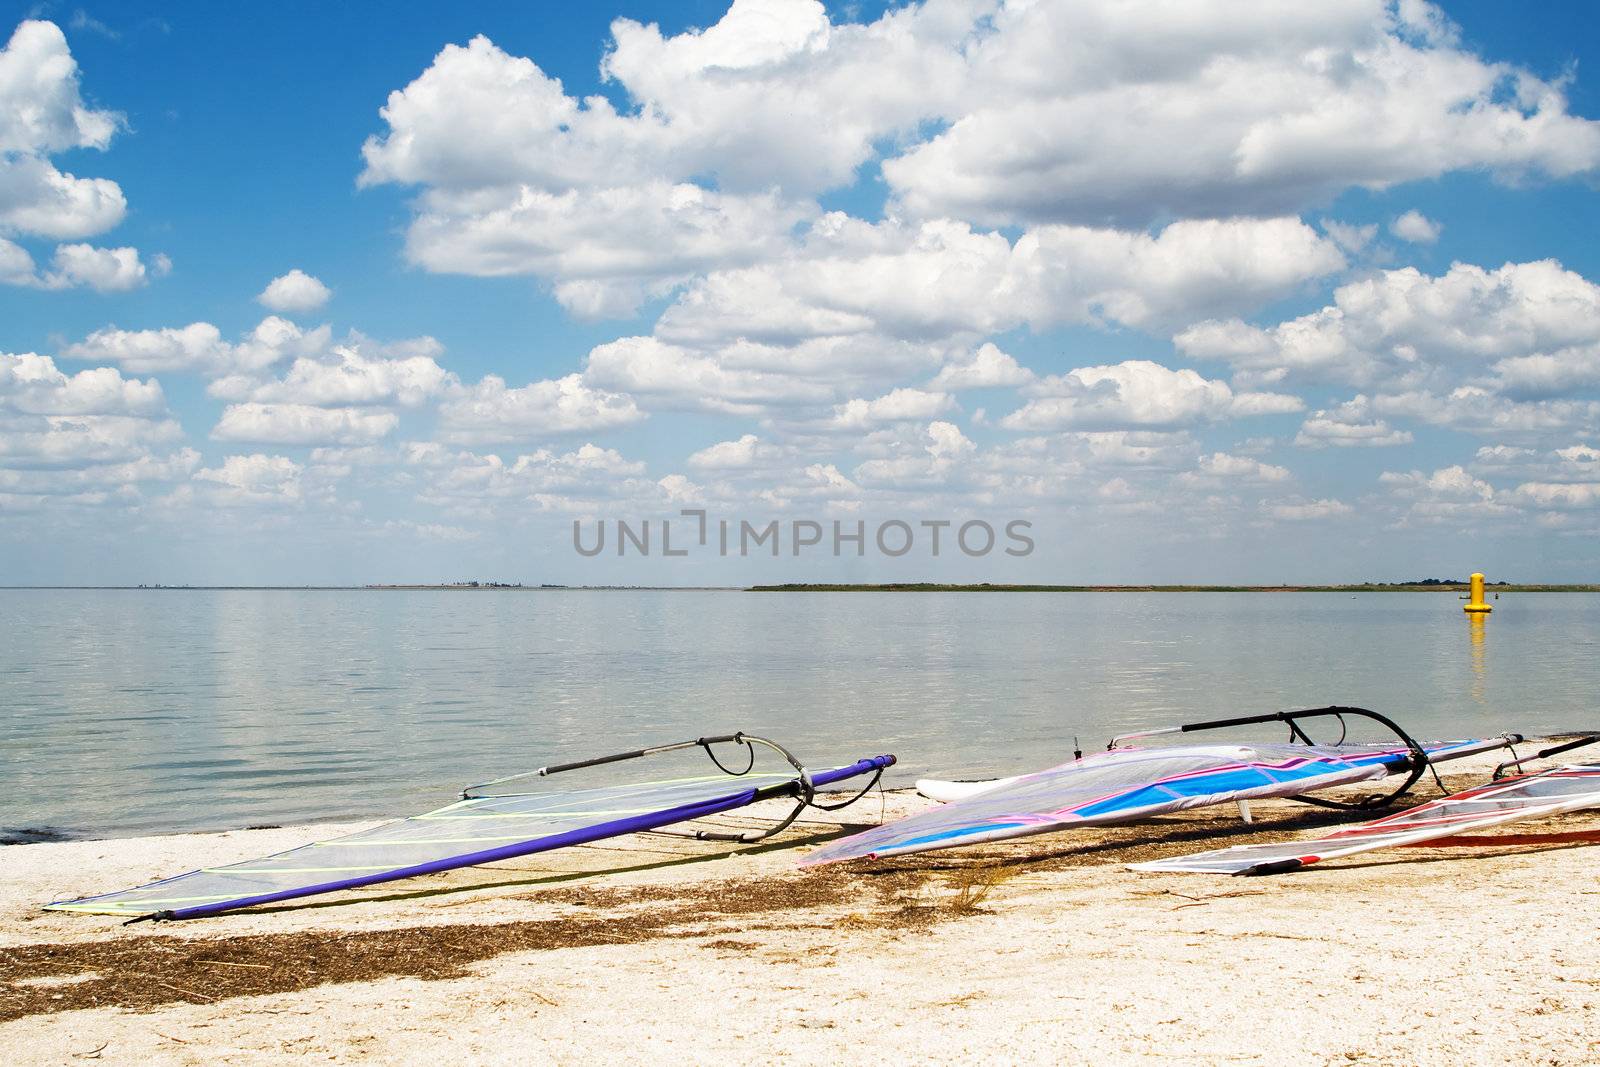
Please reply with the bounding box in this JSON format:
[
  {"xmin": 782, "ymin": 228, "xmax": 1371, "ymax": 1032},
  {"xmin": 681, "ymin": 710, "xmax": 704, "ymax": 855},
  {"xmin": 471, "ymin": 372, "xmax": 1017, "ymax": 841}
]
[{"xmin": 915, "ymin": 776, "xmax": 1024, "ymax": 803}]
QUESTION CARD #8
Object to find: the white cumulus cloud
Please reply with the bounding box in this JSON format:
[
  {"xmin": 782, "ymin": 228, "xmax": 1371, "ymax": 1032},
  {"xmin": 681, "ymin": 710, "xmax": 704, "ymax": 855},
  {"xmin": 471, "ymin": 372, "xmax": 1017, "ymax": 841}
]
[
  {"xmin": 1177, "ymin": 259, "xmax": 1600, "ymax": 393},
  {"xmin": 583, "ymin": 334, "xmax": 838, "ymax": 415},
  {"xmin": 211, "ymin": 403, "xmax": 400, "ymax": 445},
  {"xmin": 0, "ymin": 352, "xmax": 187, "ymax": 497},
  {"xmin": 882, "ymin": 1, "xmax": 1600, "ymax": 227},
  {"xmin": 1265, "ymin": 497, "xmax": 1353, "ymax": 521},
  {"xmin": 193, "ymin": 454, "xmax": 304, "ymax": 503},
  {"xmin": 1002, "ymin": 360, "xmax": 1300, "ymax": 432},
  {"xmin": 0, "ymin": 21, "xmax": 161, "ymax": 292},
  {"xmin": 830, "ymin": 388, "xmax": 954, "ymax": 430},
  {"xmin": 40, "ymin": 243, "xmax": 153, "ymax": 291},
  {"xmin": 1294, "ymin": 396, "xmax": 1415, "ymax": 448},
  {"xmin": 1176, "ymin": 452, "xmax": 1292, "ymax": 487},
  {"xmin": 660, "ymin": 214, "xmax": 1345, "ymax": 347},
  {"xmin": 257, "ymin": 269, "xmax": 332, "ymax": 313},
  {"xmin": 928, "ymin": 343, "xmax": 1035, "ymax": 391},
  {"xmin": 1374, "ymin": 388, "xmax": 1600, "ymax": 438},
  {"xmin": 1380, "ymin": 464, "xmax": 1495, "ymax": 500},
  {"xmin": 222, "ymin": 343, "xmax": 452, "ymax": 408},
  {"xmin": 64, "ymin": 317, "xmax": 331, "ymax": 378},
  {"xmin": 1391, "ymin": 210, "xmax": 1442, "ymax": 244},
  {"xmin": 1512, "ymin": 482, "xmax": 1600, "ymax": 509},
  {"xmin": 687, "ymin": 434, "xmax": 796, "ymax": 472},
  {"xmin": 0, "ymin": 352, "xmax": 163, "ymax": 416},
  {"xmin": 436, "ymin": 373, "xmax": 645, "ymax": 443}
]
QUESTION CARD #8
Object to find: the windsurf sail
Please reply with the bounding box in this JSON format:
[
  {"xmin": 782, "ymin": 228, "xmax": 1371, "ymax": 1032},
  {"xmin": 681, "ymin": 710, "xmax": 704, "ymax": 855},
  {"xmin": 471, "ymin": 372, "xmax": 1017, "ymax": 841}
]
[
  {"xmin": 802, "ymin": 707, "xmax": 1514, "ymax": 867},
  {"xmin": 1134, "ymin": 735, "xmax": 1600, "ymax": 876},
  {"xmin": 48, "ymin": 734, "xmax": 894, "ymax": 921}
]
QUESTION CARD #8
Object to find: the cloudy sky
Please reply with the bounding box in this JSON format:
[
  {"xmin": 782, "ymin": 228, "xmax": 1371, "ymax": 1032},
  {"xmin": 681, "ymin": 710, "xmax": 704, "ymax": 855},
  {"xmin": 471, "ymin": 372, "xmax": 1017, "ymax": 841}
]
[{"xmin": 4, "ymin": 0, "xmax": 1599, "ymax": 585}]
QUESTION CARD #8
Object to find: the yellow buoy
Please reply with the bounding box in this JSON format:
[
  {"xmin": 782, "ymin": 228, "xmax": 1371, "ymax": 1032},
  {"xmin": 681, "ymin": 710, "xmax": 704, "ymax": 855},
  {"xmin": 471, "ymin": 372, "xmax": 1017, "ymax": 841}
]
[{"xmin": 1463, "ymin": 572, "xmax": 1493, "ymax": 614}]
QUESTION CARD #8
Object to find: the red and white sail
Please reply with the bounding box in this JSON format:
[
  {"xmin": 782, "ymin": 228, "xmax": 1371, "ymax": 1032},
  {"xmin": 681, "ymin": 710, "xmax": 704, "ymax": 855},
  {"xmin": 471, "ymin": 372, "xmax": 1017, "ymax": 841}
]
[{"xmin": 1132, "ymin": 764, "xmax": 1600, "ymax": 875}]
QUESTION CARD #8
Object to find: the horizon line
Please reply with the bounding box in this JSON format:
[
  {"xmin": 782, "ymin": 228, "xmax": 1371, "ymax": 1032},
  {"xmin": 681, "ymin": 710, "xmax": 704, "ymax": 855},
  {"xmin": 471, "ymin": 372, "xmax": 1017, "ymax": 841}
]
[{"xmin": 4, "ymin": 581, "xmax": 1596, "ymax": 592}]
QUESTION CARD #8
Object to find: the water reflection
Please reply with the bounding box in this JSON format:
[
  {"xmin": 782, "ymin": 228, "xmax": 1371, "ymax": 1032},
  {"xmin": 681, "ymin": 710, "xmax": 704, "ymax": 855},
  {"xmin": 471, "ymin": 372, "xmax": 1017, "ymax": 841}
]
[{"xmin": 1468, "ymin": 612, "xmax": 1488, "ymax": 704}]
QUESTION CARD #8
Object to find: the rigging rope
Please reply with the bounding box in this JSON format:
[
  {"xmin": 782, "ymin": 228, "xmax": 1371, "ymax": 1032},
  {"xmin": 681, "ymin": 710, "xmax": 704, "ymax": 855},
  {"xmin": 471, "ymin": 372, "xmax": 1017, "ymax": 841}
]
[{"xmin": 702, "ymin": 736, "xmax": 756, "ymax": 777}]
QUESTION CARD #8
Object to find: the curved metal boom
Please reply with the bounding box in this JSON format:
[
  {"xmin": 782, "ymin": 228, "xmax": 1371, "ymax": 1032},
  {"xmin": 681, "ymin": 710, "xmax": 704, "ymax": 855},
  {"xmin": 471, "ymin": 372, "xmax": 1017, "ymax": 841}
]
[
  {"xmin": 1110, "ymin": 705, "xmax": 1507, "ymax": 811},
  {"xmin": 464, "ymin": 732, "xmax": 879, "ymax": 844},
  {"xmin": 1494, "ymin": 733, "xmax": 1600, "ymax": 779}
]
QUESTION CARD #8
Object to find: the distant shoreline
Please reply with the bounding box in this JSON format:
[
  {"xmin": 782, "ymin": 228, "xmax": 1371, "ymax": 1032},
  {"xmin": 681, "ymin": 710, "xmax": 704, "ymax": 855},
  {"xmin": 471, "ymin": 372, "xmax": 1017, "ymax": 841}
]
[
  {"xmin": 4, "ymin": 583, "xmax": 1598, "ymax": 593},
  {"xmin": 749, "ymin": 582, "xmax": 1600, "ymax": 592},
  {"xmin": 0, "ymin": 585, "xmax": 741, "ymax": 592}
]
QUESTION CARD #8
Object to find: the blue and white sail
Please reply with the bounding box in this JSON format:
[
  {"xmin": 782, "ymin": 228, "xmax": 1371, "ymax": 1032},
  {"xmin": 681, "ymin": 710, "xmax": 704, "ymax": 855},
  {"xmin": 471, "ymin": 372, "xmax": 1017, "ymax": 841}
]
[{"xmin": 802, "ymin": 739, "xmax": 1504, "ymax": 866}]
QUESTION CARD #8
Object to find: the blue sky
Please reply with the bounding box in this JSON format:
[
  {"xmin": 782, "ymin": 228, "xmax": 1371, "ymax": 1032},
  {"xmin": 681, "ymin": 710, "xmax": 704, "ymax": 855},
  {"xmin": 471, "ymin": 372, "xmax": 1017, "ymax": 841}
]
[{"xmin": 3, "ymin": 0, "xmax": 1600, "ymax": 584}]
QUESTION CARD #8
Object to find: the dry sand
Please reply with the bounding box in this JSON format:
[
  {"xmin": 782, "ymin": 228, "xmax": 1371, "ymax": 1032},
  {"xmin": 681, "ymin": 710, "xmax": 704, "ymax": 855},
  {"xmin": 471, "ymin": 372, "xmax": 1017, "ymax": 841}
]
[{"xmin": 3, "ymin": 754, "xmax": 1598, "ymax": 1065}]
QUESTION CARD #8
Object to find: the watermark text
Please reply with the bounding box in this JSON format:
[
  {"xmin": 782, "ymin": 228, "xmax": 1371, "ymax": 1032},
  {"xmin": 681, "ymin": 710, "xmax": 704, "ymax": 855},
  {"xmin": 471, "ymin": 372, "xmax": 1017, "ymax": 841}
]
[{"xmin": 573, "ymin": 511, "xmax": 1034, "ymax": 559}]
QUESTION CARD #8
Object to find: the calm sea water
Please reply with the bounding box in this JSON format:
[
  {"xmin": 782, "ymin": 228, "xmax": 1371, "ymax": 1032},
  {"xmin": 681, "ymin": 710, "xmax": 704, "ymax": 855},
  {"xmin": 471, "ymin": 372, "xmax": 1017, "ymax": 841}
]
[{"xmin": 3, "ymin": 589, "xmax": 1597, "ymax": 839}]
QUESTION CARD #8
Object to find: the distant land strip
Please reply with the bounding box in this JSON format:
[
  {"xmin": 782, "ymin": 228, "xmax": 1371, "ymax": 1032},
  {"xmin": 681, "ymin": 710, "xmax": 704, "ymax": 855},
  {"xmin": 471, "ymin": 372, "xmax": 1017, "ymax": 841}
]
[
  {"xmin": 0, "ymin": 584, "xmax": 740, "ymax": 591},
  {"xmin": 746, "ymin": 582, "xmax": 1600, "ymax": 593}
]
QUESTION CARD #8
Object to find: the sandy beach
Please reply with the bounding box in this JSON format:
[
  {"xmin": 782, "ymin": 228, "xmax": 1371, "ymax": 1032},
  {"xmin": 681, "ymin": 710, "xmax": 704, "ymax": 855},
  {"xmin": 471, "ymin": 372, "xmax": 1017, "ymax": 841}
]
[{"xmin": 3, "ymin": 752, "xmax": 1598, "ymax": 1066}]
